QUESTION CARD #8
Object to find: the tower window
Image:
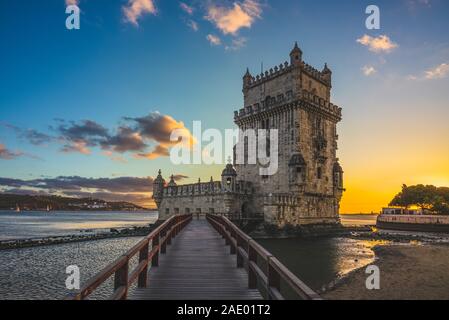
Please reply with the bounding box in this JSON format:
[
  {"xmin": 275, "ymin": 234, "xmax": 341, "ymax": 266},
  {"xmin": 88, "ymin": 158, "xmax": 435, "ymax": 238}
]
[
  {"xmin": 266, "ymin": 137, "xmax": 271, "ymax": 157},
  {"xmin": 317, "ymin": 167, "xmax": 322, "ymax": 179}
]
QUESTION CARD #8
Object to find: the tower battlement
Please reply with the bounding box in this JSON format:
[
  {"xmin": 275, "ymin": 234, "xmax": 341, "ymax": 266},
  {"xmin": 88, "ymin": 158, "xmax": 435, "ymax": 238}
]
[
  {"xmin": 243, "ymin": 60, "xmax": 331, "ymax": 91},
  {"xmin": 241, "ymin": 43, "xmax": 333, "ymax": 113}
]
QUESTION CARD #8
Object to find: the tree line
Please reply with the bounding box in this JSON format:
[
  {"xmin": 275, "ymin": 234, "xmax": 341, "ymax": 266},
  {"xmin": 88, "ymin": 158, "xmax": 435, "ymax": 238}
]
[{"xmin": 389, "ymin": 184, "xmax": 449, "ymax": 215}]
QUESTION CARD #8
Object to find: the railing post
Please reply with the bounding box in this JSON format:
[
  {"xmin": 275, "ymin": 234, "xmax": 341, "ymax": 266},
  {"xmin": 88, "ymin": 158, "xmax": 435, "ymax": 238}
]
[
  {"xmin": 167, "ymin": 223, "xmax": 172, "ymax": 246},
  {"xmin": 161, "ymin": 226, "xmax": 167, "ymax": 254},
  {"xmin": 248, "ymin": 241, "xmax": 257, "ymax": 289},
  {"xmin": 236, "ymin": 234, "xmax": 244, "ymax": 268},
  {"xmin": 224, "ymin": 224, "xmax": 230, "ymax": 245},
  {"xmin": 114, "ymin": 257, "xmax": 129, "ymax": 299},
  {"xmin": 152, "ymin": 233, "xmax": 160, "ymax": 267},
  {"xmin": 268, "ymin": 258, "xmax": 281, "ymax": 300},
  {"xmin": 230, "ymin": 228, "xmax": 236, "ymax": 255},
  {"xmin": 172, "ymin": 217, "xmax": 176, "ymax": 237},
  {"xmin": 138, "ymin": 243, "xmax": 149, "ymax": 288},
  {"xmin": 220, "ymin": 222, "xmax": 226, "ymax": 239}
]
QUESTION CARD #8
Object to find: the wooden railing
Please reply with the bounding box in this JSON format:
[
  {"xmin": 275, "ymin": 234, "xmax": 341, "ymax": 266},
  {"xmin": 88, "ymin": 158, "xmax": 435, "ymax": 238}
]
[
  {"xmin": 68, "ymin": 214, "xmax": 192, "ymax": 300},
  {"xmin": 207, "ymin": 214, "xmax": 322, "ymax": 300}
]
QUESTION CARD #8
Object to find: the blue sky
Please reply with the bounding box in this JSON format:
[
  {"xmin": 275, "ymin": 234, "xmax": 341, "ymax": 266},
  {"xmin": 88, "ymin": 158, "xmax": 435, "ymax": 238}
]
[{"xmin": 0, "ymin": 0, "xmax": 448, "ymax": 211}]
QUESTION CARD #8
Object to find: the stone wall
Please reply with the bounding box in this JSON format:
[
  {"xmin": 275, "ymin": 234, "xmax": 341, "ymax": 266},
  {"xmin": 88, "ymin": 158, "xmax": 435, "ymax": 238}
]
[{"xmin": 158, "ymin": 192, "xmax": 253, "ymax": 220}]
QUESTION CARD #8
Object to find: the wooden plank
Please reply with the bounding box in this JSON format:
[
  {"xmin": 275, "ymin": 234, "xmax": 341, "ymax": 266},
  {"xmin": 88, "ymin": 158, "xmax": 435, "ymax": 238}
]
[{"xmin": 130, "ymin": 219, "xmax": 262, "ymax": 300}]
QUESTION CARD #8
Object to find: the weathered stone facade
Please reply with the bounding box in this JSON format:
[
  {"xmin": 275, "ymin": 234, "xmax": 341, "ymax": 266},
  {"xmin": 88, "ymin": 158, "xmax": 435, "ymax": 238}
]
[{"xmin": 154, "ymin": 43, "xmax": 344, "ymax": 227}]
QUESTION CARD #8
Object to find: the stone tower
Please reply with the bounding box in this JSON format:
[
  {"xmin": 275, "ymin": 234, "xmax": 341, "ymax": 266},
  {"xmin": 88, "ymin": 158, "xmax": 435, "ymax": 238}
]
[
  {"xmin": 234, "ymin": 42, "xmax": 344, "ymax": 226},
  {"xmin": 152, "ymin": 170, "xmax": 165, "ymax": 209}
]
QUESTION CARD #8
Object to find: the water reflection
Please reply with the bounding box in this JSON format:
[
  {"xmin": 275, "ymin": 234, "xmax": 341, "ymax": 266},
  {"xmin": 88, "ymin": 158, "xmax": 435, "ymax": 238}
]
[{"xmin": 257, "ymin": 237, "xmax": 388, "ymax": 291}]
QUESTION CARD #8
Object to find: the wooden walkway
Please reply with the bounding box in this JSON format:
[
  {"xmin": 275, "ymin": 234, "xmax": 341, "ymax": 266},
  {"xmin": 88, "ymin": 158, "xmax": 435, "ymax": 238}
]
[{"xmin": 130, "ymin": 219, "xmax": 262, "ymax": 300}]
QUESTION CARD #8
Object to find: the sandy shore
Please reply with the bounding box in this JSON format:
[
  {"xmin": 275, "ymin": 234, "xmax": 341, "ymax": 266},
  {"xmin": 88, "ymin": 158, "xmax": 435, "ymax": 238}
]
[{"xmin": 323, "ymin": 244, "xmax": 449, "ymax": 300}]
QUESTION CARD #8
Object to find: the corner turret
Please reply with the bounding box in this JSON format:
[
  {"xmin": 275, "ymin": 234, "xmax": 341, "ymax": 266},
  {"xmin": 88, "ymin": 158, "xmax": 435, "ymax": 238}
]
[
  {"xmin": 243, "ymin": 68, "xmax": 253, "ymax": 91},
  {"xmin": 322, "ymin": 63, "xmax": 332, "ymax": 86},
  {"xmin": 221, "ymin": 160, "xmax": 237, "ymax": 193},
  {"xmin": 152, "ymin": 169, "xmax": 166, "ymax": 209},
  {"xmin": 290, "ymin": 42, "xmax": 303, "ymax": 66}
]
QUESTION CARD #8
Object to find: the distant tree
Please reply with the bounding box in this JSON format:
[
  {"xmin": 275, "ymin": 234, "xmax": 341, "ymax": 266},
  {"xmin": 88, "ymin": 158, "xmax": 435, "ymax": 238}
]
[{"xmin": 389, "ymin": 184, "xmax": 449, "ymax": 215}]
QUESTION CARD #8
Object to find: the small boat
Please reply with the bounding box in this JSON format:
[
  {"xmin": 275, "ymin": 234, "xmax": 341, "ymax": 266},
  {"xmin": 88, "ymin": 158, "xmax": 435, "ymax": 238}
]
[{"xmin": 15, "ymin": 204, "xmax": 21, "ymax": 213}]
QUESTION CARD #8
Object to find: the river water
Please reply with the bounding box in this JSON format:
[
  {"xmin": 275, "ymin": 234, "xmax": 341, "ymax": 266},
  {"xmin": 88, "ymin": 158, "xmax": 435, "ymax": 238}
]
[
  {"xmin": 0, "ymin": 212, "xmax": 378, "ymax": 299},
  {"xmin": 0, "ymin": 210, "xmax": 158, "ymax": 240}
]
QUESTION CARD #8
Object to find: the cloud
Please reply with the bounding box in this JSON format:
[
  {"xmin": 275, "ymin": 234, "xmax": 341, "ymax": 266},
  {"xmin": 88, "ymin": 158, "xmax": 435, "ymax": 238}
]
[
  {"xmin": 102, "ymin": 151, "xmax": 128, "ymax": 163},
  {"xmin": 102, "ymin": 126, "xmax": 147, "ymax": 153},
  {"xmin": 408, "ymin": 63, "xmax": 449, "ymax": 81},
  {"xmin": 173, "ymin": 174, "xmax": 189, "ymax": 181},
  {"xmin": 0, "ymin": 176, "xmax": 154, "ymax": 193},
  {"xmin": 424, "ymin": 63, "xmax": 449, "ymax": 79},
  {"xmin": 65, "ymin": 0, "xmax": 79, "ymax": 6},
  {"xmin": 362, "ymin": 65, "xmax": 377, "ymax": 76},
  {"xmin": 205, "ymin": 0, "xmax": 262, "ymax": 35},
  {"xmin": 61, "ymin": 140, "xmax": 91, "ymax": 155},
  {"xmin": 55, "ymin": 120, "xmax": 109, "ymax": 154},
  {"xmin": 136, "ymin": 144, "xmax": 170, "ymax": 160},
  {"xmin": 0, "ymin": 144, "xmax": 23, "ymax": 160},
  {"xmin": 123, "ymin": 0, "xmax": 157, "ymax": 26},
  {"xmin": 56, "ymin": 120, "xmax": 109, "ymax": 142},
  {"xmin": 206, "ymin": 34, "xmax": 222, "ymax": 46},
  {"xmin": 5, "ymin": 112, "xmax": 192, "ymax": 161},
  {"xmin": 1, "ymin": 123, "xmax": 53, "ymax": 146},
  {"xmin": 407, "ymin": 75, "xmax": 418, "ymax": 81},
  {"xmin": 125, "ymin": 111, "xmax": 194, "ymax": 147},
  {"xmin": 0, "ymin": 143, "xmax": 40, "ymax": 160},
  {"xmin": 180, "ymin": 2, "xmax": 194, "ymax": 15},
  {"xmin": 54, "ymin": 119, "xmax": 147, "ymax": 155},
  {"xmin": 187, "ymin": 20, "xmax": 199, "ymax": 31},
  {"xmin": 357, "ymin": 34, "xmax": 398, "ymax": 53},
  {"xmin": 225, "ymin": 37, "xmax": 247, "ymax": 51},
  {"xmin": 0, "ymin": 174, "xmax": 189, "ymax": 206}
]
